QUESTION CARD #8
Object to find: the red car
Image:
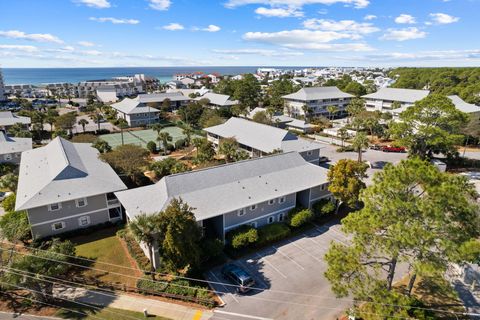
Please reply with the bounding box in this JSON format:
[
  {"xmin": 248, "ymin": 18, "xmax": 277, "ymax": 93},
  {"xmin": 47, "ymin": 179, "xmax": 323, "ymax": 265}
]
[{"xmin": 381, "ymin": 146, "xmax": 407, "ymax": 153}]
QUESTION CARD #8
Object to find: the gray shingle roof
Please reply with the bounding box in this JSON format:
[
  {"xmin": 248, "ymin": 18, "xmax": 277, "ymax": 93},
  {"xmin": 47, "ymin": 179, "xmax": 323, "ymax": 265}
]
[
  {"xmin": 448, "ymin": 95, "xmax": 480, "ymax": 114},
  {"xmin": 15, "ymin": 137, "xmax": 127, "ymax": 211},
  {"xmin": 111, "ymin": 98, "xmax": 160, "ymax": 115},
  {"xmin": 205, "ymin": 117, "xmax": 321, "ymax": 153},
  {"xmin": 0, "ymin": 132, "xmax": 32, "ymax": 155},
  {"xmin": 0, "ymin": 112, "xmax": 31, "ymax": 126},
  {"xmin": 115, "ymin": 152, "xmax": 328, "ymax": 221},
  {"xmin": 282, "ymin": 86, "xmax": 354, "ymax": 101},
  {"xmin": 362, "ymin": 88, "xmax": 430, "ymax": 103},
  {"xmin": 195, "ymin": 92, "xmax": 239, "ymax": 106},
  {"xmin": 137, "ymin": 92, "xmax": 190, "ymax": 103}
]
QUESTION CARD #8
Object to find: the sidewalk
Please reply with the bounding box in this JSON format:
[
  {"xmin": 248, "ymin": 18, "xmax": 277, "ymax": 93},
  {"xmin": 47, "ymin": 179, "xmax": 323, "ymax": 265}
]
[{"xmin": 54, "ymin": 286, "xmax": 214, "ymax": 320}]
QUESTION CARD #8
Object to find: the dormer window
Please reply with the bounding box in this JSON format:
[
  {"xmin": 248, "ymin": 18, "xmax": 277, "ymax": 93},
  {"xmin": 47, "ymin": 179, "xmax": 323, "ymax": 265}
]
[
  {"xmin": 76, "ymin": 198, "xmax": 88, "ymax": 208},
  {"xmin": 49, "ymin": 203, "xmax": 62, "ymax": 211}
]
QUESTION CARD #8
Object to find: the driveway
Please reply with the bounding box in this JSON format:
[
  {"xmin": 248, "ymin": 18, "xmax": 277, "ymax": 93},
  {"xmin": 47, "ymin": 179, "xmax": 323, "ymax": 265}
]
[{"xmin": 207, "ymin": 220, "xmax": 353, "ymax": 320}]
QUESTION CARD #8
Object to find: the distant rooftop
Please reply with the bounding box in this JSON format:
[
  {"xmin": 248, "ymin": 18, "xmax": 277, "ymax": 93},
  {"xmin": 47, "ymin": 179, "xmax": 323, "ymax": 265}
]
[
  {"xmin": 0, "ymin": 111, "xmax": 31, "ymax": 127},
  {"xmin": 0, "ymin": 132, "xmax": 32, "ymax": 155},
  {"xmin": 282, "ymin": 86, "xmax": 354, "ymax": 101},
  {"xmin": 195, "ymin": 92, "xmax": 239, "ymax": 107},
  {"xmin": 362, "ymin": 88, "xmax": 430, "ymax": 103}
]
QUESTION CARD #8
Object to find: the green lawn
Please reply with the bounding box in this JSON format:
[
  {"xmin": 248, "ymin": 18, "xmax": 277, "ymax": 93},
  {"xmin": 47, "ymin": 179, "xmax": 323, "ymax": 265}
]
[
  {"xmin": 72, "ymin": 227, "xmax": 140, "ymax": 288},
  {"xmin": 56, "ymin": 306, "xmax": 170, "ymax": 320}
]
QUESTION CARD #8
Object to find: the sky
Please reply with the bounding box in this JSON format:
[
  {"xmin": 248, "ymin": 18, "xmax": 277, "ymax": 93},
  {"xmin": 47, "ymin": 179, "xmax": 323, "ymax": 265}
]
[{"xmin": 0, "ymin": 0, "xmax": 479, "ymax": 68}]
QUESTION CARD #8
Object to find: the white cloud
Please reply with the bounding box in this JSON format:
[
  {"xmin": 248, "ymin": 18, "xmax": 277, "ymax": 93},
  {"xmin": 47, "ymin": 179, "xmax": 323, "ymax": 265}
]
[
  {"xmin": 82, "ymin": 50, "xmax": 103, "ymax": 56},
  {"xmin": 213, "ymin": 48, "xmax": 304, "ymax": 56},
  {"xmin": 201, "ymin": 25, "xmax": 221, "ymax": 32},
  {"xmin": 0, "ymin": 44, "xmax": 38, "ymax": 53},
  {"xmin": 47, "ymin": 46, "xmax": 76, "ymax": 53},
  {"xmin": 429, "ymin": 13, "xmax": 459, "ymax": 24},
  {"xmin": 302, "ymin": 18, "xmax": 379, "ymax": 34},
  {"xmin": 364, "ymin": 14, "xmax": 376, "ymax": 21},
  {"xmin": 380, "ymin": 27, "xmax": 426, "ymax": 41},
  {"xmin": 255, "ymin": 6, "xmax": 304, "ymax": 17},
  {"xmin": 395, "ymin": 14, "xmax": 416, "ymax": 24},
  {"xmin": 148, "ymin": 0, "xmax": 171, "ymax": 10},
  {"xmin": 225, "ymin": 0, "xmax": 370, "ymax": 9},
  {"xmin": 243, "ymin": 29, "xmax": 373, "ymax": 51},
  {"xmin": 0, "ymin": 30, "xmax": 63, "ymax": 44},
  {"xmin": 78, "ymin": 41, "xmax": 95, "ymax": 47},
  {"xmin": 89, "ymin": 17, "xmax": 140, "ymax": 24},
  {"xmin": 162, "ymin": 23, "xmax": 184, "ymax": 31},
  {"xmin": 76, "ymin": 0, "xmax": 111, "ymax": 8}
]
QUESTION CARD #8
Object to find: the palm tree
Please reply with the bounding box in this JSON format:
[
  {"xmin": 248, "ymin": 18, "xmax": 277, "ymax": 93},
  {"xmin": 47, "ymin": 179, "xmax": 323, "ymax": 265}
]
[
  {"xmin": 78, "ymin": 119, "xmax": 89, "ymax": 133},
  {"xmin": 91, "ymin": 113, "xmax": 104, "ymax": 132},
  {"xmin": 301, "ymin": 105, "xmax": 311, "ymax": 122},
  {"xmin": 182, "ymin": 125, "xmax": 193, "ymax": 147},
  {"xmin": 117, "ymin": 118, "xmax": 129, "ymax": 146},
  {"xmin": 338, "ymin": 127, "xmax": 349, "ymax": 147},
  {"xmin": 157, "ymin": 132, "xmax": 173, "ymax": 155},
  {"xmin": 129, "ymin": 213, "xmax": 160, "ymax": 279},
  {"xmin": 352, "ymin": 132, "xmax": 369, "ymax": 163},
  {"xmin": 151, "ymin": 123, "xmax": 164, "ymax": 136},
  {"xmin": 327, "ymin": 105, "xmax": 338, "ymax": 121}
]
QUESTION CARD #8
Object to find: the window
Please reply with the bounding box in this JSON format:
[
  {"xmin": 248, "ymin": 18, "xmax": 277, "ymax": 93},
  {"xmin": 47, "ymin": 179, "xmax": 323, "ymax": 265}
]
[
  {"xmin": 237, "ymin": 208, "xmax": 246, "ymax": 216},
  {"xmin": 250, "ymin": 222, "xmax": 257, "ymax": 228},
  {"xmin": 278, "ymin": 213, "xmax": 285, "ymax": 222},
  {"xmin": 78, "ymin": 216, "xmax": 90, "ymax": 227},
  {"xmin": 267, "ymin": 216, "xmax": 274, "ymax": 224},
  {"xmin": 49, "ymin": 203, "xmax": 62, "ymax": 211},
  {"xmin": 320, "ymin": 184, "xmax": 325, "ymax": 191},
  {"xmin": 279, "ymin": 196, "xmax": 286, "ymax": 204},
  {"xmin": 3, "ymin": 154, "xmax": 12, "ymax": 161},
  {"xmin": 307, "ymin": 151, "xmax": 313, "ymax": 156},
  {"xmin": 52, "ymin": 221, "xmax": 65, "ymax": 231},
  {"xmin": 76, "ymin": 198, "xmax": 87, "ymax": 208},
  {"xmin": 268, "ymin": 199, "xmax": 275, "ymax": 205},
  {"xmin": 250, "ymin": 204, "xmax": 257, "ymax": 211},
  {"xmin": 109, "ymin": 208, "xmax": 121, "ymax": 220}
]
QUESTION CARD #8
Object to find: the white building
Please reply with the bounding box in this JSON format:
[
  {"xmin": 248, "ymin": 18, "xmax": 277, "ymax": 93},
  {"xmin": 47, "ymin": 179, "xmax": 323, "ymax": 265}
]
[
  {"xmin": 0, "ymin": 68, "xmax": 6, "ymax": 101},
  {"xmin": 282, "ymin": 87, "xmax": 354, "ymax": 118}
]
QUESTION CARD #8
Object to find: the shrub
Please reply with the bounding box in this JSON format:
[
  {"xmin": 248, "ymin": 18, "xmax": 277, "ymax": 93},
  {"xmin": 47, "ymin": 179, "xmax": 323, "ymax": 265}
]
[
  {"xmin": 2, "ymin": 193, "xmax": 16, "ymax": 212},
  {"xmin": 258, "ymin": 223, "xmax": 291, "ymax": 245},
  {"xmin": 136, "ymin": 277, "xmax": 168, "ymax": 295},
  {"xmin": 117, "ymin": 230, "xmax": 151, "ymax": 270},
  {"xmin": 96, "ymin": 129, "xmax": 111, "ymax": 135},
  {"xmin": 288, "ymin": 207, "xmax": 313, "ymax": 228},
  {"xmin": 336, "ymin": 146, "xmax": 355, "ymax": 153},
  {"xmin": 200, "ymin": 238, "xmax": 224, "ymax": 261},
  {"xmin": 146, "ymin": 141, "xmax": 157, "ymax": 154},
  {"xmin": 227, "ymin": 225, "xmax": 259, "ymax": 249},
  {"xmin": 175, "ymin": 138, "xmax": 186, "ymax": 149},
  {"xmin": 312, "ymin": 199, "xmax": 336, "ymax": 217},
  {"xmin": 0, "ymin": 210, "xmax": 31, "ymax": 243},
  {"xmin": 167, "ymin": 143, "xmax": 175, "ymax": 151}
]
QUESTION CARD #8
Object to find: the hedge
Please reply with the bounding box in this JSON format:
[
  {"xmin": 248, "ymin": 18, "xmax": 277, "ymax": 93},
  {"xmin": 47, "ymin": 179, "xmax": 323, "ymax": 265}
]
[
  {"xmin": 312, "ymin": 199, "xmax": 336, "ymax": 217},
  {"xmin": 136, "ymin": 277, "xmax": 215, "ymax": 307},
  {"xmin": 258, "ymin": 223, "xmax": 291, "ymax": 245},
  {"xmin": 288, "ymin": 207, "xmax": 314, "ymax": 228},
  {"xmin": 117, "ymin": 229, "xmax": 151, "ymax": 271},
  {"xmin": 227, "ymin": 225, "xmax": 259, "ymax": 249}
]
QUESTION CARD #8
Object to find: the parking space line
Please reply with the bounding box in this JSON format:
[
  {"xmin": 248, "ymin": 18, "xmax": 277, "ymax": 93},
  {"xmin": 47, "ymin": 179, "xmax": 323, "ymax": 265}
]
[
  {"xmin": 311, "ymin": 222, "xmax": 349, "ymax": 245},
  {"xmin": 287, "ymin": 239, "xmax": 325, "ymax": 264},
  {"xmin": 214, "ymin": 310, "xmax": 274, "ymax": 320},
  {"xmin": 208, "ymin": 271, "xmax": 239, "ymax": 303},
  {"xmin": 254, "ymin": 253, "xmax": 288, "ymax": 279},
  {"xmin": 271, "ymin": 245, "xmax": 305, "ymax": 270}
]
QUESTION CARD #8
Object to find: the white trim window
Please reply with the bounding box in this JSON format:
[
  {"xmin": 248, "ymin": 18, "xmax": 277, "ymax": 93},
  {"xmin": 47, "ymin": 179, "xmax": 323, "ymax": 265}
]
[
  {"xmin": 307, "ymin": 151, "xmax": 313, "ymax": 156},
  {"xmin": 52, "ymin": 221, "xmax": 65, "ymax": 231},
  {"xmin": 237, "ymin": 208, "xmax": 246, "ymax": 217},
  {"xmin": 48, "ymin": 203, "xmax": 62, "ymax": 212},
  {"xmin": 278, "ymin": 213, "xmax": 285, "ymax": 222},
  {"xmin": 250, "ymin": 204, "xmax": 257, "ymax": 211},
  {"xmin": 279, "ymin": 196, "xmax": 286, "ymax": 204},
  {"xmin": 76, "ymin": 198, "xmax": 88, "ymax": 208},
  {"xmin": 267, "ymin": 216, "xmax": 275, "ymax": 224},
  {"xmin": 268, "ymin": 199, "xmax": 275, "ymax": 205},
  {"xmin": 78, "ymin": 216, "xmax": 91, "ymax": 227}
]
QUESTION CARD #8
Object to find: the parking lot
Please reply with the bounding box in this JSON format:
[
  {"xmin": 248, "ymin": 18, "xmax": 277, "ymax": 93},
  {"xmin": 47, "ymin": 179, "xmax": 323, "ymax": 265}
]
[{"xmin": 207, "ymin": 220, "xmax": 354, "ymax": 320}]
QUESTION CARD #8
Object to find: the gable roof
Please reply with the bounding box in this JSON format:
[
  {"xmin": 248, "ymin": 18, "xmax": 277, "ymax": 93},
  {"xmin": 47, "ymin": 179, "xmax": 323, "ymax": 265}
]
[
  {"xmin": 195, "ymin": 92, "xmax": 239, "ymax": 106},
  {"xmin": 15, "ymin": 137, "xmax": 127, "ymax": 211},
  {"xmin": 0, "ymin": 112, "xmax": 31, "ymax": 126},
  {"xmin": 0, "ymin": 132, "xmax": 32, "ymax": 155},
  {"xmin": 115, "ymin": 152, "xmax": 328, "ymax": 221},
  {"xmin": 282, "ymin": 86, "xmax": 354, "ymax": 101},
  {"xmin": 448, "ymin": 95, "xmax": 480, "ymax": 114},
  {"xmin": 136, "ymin": 92, "xmax": 190, "ymax": 103},
  {"xmin": 205, "ymin": 117, "xmax": 321, "ymax": 153},
  {"xmin": 362, "ymin": 88, "xmax": 430, "ymax": 103},
  {"xmin": 110, "ymin": 97, "xmax": 160, "ymax": 115}
]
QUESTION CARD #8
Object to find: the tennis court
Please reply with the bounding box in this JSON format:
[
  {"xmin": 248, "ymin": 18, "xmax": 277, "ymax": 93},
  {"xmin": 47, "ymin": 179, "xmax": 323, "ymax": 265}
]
[{"xmin": 100, "ymin": 126, "xmax": 188, "ymax": 149}]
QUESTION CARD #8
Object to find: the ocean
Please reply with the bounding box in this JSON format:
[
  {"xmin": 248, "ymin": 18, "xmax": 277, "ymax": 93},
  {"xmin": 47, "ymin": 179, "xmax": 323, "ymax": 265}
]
[{"xmin": 1, "ymin": 66, "xmax": 301, "ymax": 85}]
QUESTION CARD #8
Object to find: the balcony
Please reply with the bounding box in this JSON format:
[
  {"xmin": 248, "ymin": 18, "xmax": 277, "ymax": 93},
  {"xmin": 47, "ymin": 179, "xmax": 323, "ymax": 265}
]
[{"xmin": 107, "ymin": 198, "xmax": 120, "ymax": 207}]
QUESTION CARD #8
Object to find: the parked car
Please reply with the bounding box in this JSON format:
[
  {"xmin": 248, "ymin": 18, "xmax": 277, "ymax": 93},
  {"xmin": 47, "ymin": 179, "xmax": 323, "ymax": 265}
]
[
  {"xmin": 221, "ymin": 263, "xmax": 255, "ymax": 293},
  {"xmin": 319, "ymin": 156, "xmax": 329, "ymax": 163},
  {"xmin": 0, "ymin": 191, "xmax": 13, "ymax": 202},
  {"xmin": 382, "ymin": 146, "xmax": 407, "ymax": 153},
  {"xmin": 369, "ymin": 144, "xmax": 382, "ymax": 151}
]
